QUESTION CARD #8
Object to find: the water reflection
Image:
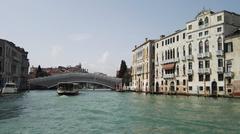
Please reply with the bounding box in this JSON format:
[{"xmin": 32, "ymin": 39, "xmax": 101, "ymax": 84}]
[{"xmin": 0, "ymin": 93, "xmax": 27, "ymax": 120}]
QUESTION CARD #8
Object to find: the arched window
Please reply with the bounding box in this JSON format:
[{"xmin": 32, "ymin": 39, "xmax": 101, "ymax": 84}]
[
  {"xmin": 177, "ymin": 65, "xmax": 179, "ymax": 76},
  {"xmin": 183, "ymin": 64, "xmax": 186, "ymax": 75},
  {"xmin": 165, "ymin": 51, "xmax": 167, "ymax": 60},
  {"xmin": 218, "ymin": 37, "xmax": 222, "ymax": 50},
  {"xmin": 199, "ymin": 41, "xmax": 203, "ymax": 53},
  {"xmin": 205, "ymin": 17, "xmax": 209, "ymax": 24},
  {"xmin": 183, "ymin": 46, "xmax": 186, "ymax": 56},
  {"xmin": 177, "ymin": 47, "xmax": 179, "ymax": 57},
  {"xmin": 167, "ymin": 50, "xmax": 170, "ymax": 59},
  {"xmin": 173, "ymin": 48, "xmax": 175, "ymax": 58},
  {"xmin": 205, "ymin": 40, "xmax": 209, "ymax": 52},
  {"xmin": 199, "ymin": 19, "xmax": 203, "ymax": 25},
  {"xmin": 162, "ymin": 53, "xmax": 164, "ymax": 61},
  {"xmin": 170, "ymin": 50, "xmax": 173, "ymax": 59},
  {"xmin": 188, "ymin": 43, "xmax": 192, "ymax": 55}
]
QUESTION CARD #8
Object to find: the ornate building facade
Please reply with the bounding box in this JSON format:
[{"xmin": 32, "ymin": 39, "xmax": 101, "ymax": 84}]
[
  {"xmin": 0, "ymin": 39, "xmax": 29, "ymax": 90},
  {"xmin": 131, "ymin": 10, "xmax": 240, "ymax": 96}
]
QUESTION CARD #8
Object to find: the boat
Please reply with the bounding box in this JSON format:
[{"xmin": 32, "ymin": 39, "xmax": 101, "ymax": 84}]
[
  {"xmin": 57, "ymin": 82, "xmax": 79, "ymax": 95},
  {"xmin": 1, "ymin": 82, "xmax": 18, "ymax": 94}
]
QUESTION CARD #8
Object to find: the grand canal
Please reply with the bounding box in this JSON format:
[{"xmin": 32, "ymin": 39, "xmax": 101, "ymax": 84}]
[{"xmin": 0, "ymin": 90, "xmax": 240, "ymax": 134}]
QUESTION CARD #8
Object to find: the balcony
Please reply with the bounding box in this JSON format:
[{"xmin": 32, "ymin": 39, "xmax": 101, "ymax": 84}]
[
  {"xmin": 216, "ymin": 50, "xmax": 224, "ymax": 57},
  {"xmin": 181, "ymin": 56, "xmax": 186, "ymax": 61},
  {"xmin": 204, "ymin": 68, "xmax": 211, "ymax": 74},
  {"xmin": 186, "ymin": 55, "xmax": 193, "ymax": 61},
  {"xmin": 175, "ymin": 58, "xmax": 180, "ymax": 62},
  {"xmin": 203, "ymin": 52, "xmax": 211, "ymax": 58},
  {"xmin": 225, "ymin": 72, "xmax": 234, "ymax": 78},
  {"xmin": 198, "ymin": 68, "xmax": 204, "ymax": 74},
  {"xmin": 161, "ymin": 58, "xmax": 177, "ymax": 64},
  {"xmin": 197, "ymin": 53, "xmax": 203, "ymax": 59},
  {"xmin": 163, "ymin": 74, "xmax": 175, "ymax": 79},
  {"xmin": 188, "ymin": 69, "xmax": 193, "ymax": 75},
  {"xmin": 217, "ymin": 67, "xmax": 224, "ymax": 73}
]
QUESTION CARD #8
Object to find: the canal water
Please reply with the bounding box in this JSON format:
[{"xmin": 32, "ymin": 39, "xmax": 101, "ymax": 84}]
[{"xmin": 0, "ymin": 90, "xmax": 240, "ymax": 134}]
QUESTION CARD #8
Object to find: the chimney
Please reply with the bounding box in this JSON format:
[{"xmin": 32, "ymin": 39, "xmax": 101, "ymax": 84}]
[
  {"xmin": 145, "ymin": 38, "xmax": 148, "ymax": 42},
  {"xmin": 160, "ymin": 35, "xmax": 165, "ymax": 39}
]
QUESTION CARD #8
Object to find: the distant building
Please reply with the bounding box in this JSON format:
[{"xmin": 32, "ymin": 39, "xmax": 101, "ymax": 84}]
[
  {"xmin": 0, "ymin": 39, "xmax": 29, "ymax": 90},
  {"xmin": 29, "ymin": 64, "xmax": 88, "ymax": 78}
]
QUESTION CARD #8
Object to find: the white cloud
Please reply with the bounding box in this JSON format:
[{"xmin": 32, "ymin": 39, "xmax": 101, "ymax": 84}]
[
  {"xmin": 98, "ymin": 51, "xmax": 109, "ymax": 64},
  {"xmin": 68, "ymin": 33, "xmax": 92, "ymax": 41},
  {"xmin": 50, "ymin": 45, "xmax": 63, "ymax": 58}
]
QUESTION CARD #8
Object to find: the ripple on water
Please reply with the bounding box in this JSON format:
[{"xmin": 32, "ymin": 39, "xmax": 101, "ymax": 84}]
[{"xmin": 0, "ymin": 90, "xmax": 240, "ymax": 134}]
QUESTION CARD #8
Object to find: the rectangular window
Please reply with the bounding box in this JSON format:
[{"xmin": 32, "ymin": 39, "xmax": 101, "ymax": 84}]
[
  {"xmin": 204, "ymin": 31, "xmax": 208, "ymax": 35},
  {"xmin": 0, "ymin": 47, "xmax": 2, "ymax": 56},
  {"xmin": 219, "ymin": 86, "xmax": 224, "ymax": 91},
  {"xmin": 199, "ymin": 74, "xmax": 204, "ymax": 81},
  {"xmin": 217, "ymin": 15, "xmax": 222, "ymax": 21},
  {"xmin": 205, "ymin": 60, "xmax": 210, "ymax": 68},
  {"xmin": 199, "ymin": 32, "xmax": 203, "ymax": 37},
  {"xmin": 199, "ymin": 61, "xmax": 203, "ymax": 68},
  {"xmin": 226, "ymin": 42, "xmax": 233, "ymax": 52},
  {"xmin": 188, "ymin": 62, "xmax": 192, "ymax": 69},
  {"xmin": 177, "ymin": 80, "xmax": 179, "ymax": 85},
  {"xmin": 177, "ymin": 35, "xmax": 179, "ymax": 41},
  {"xmin": 162, "ymin": 41, "xmax": 164, "ymax": 46},
  {"xmin": 206, "ymin": 86, "xmax": 210, "ymax": 91},
  {"xmin": 183, "ymin": 80, "xmax": 186, "ymax": 86},
  {"xmin": 217, "ymin": 27, "xmax": 222, "ymax": 32},
  {"xmin": 165, "ymin": 40, "xmax": 167, "ymax": 45},
  {"xmin": 218, "ymin": 59, "xmax": 223, "ymax": 67},
  {"xmin": 205, "ymin": 74, "xmax": 210, "ymax": 81},
  {"xmin": 183, "ymin": 33, "xmax": 185, "ymax": 39},
  {"xmin": 218, "ymin": 74, "xmax": 224, "ymax": 81},
  {"xmin": 188, "ymin": 75, "xmax": 193, "ymax": 82},
  {"xmin": 199, "ymin": 86, "xmax": 203, "ymax": 91},
  {"xmin": 188, "ymin": 35, "xmax": 192, "ymax": 39},
  {"xmin": 173, "ymin": 37, "xmax": 175, "ymax": 43},
  {"xmin": 188, "ymin": 25, "xmax": 192, "ymax": 30},
  {"xmin": 189, "ymin": 86, "xmax": 192, "ymax": 91}
]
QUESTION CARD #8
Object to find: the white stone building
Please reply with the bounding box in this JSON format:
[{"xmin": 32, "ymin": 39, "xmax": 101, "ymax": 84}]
[
  {"xmin": 131, "ymin": 38, "xmax": 155, "ymax": 92},
  {"xmin": 224, "ymin": 30, "xmax": 240, "ymax": 96},
  {"xmin": 131, "ymin": 10, "xmax": 240, "ymax": 96},
  {"xmin": 154, "ymin": 10, "xmax": 240, "ymax": 96}
]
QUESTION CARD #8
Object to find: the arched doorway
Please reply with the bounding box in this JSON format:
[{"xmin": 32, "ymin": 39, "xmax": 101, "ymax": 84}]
[
  {"xmin": 156, "ymin": 82, "xmax": 159, "ymax": 93},
  {"xmin": 212, "ymin": 81, "xmax": 217, "ymax": 96},
  {"xmin": 170, "ymin": 81, "xmax": 175, "ymax": 93}
]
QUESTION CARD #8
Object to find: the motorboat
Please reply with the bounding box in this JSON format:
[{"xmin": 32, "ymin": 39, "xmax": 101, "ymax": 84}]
[
  {"xmin": 57, "ymin": 82, "xmax": 79, "ymax": 95},
  {"xmin": 1, "ymin": 82, "xmax": 18, "ymax": 94}
]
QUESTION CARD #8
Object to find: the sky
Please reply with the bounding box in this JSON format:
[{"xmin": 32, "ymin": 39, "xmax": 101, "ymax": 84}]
[{"xmin": 0, "ymin": 0, "xmax": 240, "ymax": 76}]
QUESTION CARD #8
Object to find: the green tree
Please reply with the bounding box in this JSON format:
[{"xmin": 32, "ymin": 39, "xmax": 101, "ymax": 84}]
[
  {"xmin": 117, "ymin": 60, "xmax": 131, "ymax": 86},
  {"xmin": 117, "ymin": 60, "xmax": 127, "ymax": 78},
  {"xmin": 36, "ymin": 65, "xmax": 49, "ymax": 78}
]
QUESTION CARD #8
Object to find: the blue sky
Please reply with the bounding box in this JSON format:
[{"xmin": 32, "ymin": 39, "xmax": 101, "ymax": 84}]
[{"xmin": 0, "ymin": 0, "xmax": 240, "ymax": 76}]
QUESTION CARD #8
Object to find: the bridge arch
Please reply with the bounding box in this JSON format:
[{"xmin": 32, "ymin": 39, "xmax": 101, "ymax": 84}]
[{"xmin": 29, "ymin": 73, "xmax": 122, "ymax": 90}]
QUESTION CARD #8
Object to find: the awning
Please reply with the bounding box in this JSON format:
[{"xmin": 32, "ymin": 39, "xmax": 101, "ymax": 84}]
[{"xmin": 162, "ymin": 63, "xmax": 175, "ymax": 70}]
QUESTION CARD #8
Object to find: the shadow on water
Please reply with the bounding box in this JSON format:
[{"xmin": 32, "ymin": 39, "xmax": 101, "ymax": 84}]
[{"xmin": 0, "ymin": 92, "xmax": 28, "ymax": 120}]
